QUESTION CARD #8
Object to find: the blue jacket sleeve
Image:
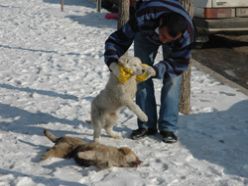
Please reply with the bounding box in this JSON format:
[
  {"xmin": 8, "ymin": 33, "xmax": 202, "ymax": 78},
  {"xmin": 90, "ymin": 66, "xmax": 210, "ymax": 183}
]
[
  {"xmin": 104, "ymin": 20, "xmax": 137, "ymax": 67},
  {"xmin": 154, "ymin": 31, "xmax": 192, "ymax": 79}
]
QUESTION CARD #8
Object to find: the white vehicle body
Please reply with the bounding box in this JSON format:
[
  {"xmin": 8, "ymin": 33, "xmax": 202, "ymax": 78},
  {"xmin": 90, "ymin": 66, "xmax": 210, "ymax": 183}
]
[{"xmin": 192, "ymin": 0, "xmax": 248, "ymax": 35}]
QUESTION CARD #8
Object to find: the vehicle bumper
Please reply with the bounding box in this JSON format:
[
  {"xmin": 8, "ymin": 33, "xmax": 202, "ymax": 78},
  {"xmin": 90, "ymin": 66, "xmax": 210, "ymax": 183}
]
[{"xmin": 194, "ymin": 17, "xmax": 248, "ymax": 34}]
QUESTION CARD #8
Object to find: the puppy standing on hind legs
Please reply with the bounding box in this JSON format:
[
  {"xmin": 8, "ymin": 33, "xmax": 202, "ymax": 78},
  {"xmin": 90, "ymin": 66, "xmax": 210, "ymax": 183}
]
[{"xmin": 91, "ymin": 56, "xmax": 156, "ymax": 142}]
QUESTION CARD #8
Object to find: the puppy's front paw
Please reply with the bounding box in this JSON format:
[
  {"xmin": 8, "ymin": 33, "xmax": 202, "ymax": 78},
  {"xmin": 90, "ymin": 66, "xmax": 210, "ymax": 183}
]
[
  {"xmin": 139, "ymin": 113, "xmax": 148, "ymax": 122},
  {"xmin": 40, "ymin": 154, "xmax": 49, "ymax": 161}
]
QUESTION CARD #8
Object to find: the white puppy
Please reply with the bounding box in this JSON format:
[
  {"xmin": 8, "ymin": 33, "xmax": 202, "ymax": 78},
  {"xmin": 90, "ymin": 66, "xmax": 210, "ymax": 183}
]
[{"xmin": 91, "ymin": 56, "xmax": 156, "ymax": 142}]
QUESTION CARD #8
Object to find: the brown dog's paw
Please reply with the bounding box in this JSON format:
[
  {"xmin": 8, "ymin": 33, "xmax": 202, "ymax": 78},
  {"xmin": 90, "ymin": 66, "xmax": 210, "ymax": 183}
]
[{"xmin": 40, "ymin": 154, "xmax": 49, "ymax": 161}]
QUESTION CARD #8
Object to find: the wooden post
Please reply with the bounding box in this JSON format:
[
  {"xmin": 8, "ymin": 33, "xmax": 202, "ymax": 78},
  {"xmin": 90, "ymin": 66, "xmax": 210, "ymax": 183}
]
[
  {"xmin": 97, "ymin": 0, "xmax": 102, "ymax": 12},
  {"xmin": 118, "ymin": 0, "xmax": 130, "ymax": 29},
  {"xmin": 179, "ymin": 63, "xmax": 191, "ymax": 114},
  {"xmin": 60, "ymin": 0, "xmax": 64, "ymax": 12},
  {"xmin": 118, "ymin": 0, "xmax": 130, "ymax": 57},
  {"xmin": 179, "ymin": 0, "xmax": 194, "ymax": 115}
]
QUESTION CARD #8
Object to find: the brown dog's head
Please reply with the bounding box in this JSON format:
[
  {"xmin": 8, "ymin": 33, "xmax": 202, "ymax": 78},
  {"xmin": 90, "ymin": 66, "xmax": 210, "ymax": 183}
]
[{"xmin": 118, "ymin": 147, "xmax": 142, "ymax": 167}]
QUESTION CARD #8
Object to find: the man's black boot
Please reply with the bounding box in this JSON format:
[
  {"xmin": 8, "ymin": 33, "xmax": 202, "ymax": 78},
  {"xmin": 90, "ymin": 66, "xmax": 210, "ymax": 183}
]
[
  {"xmin": 130, "ymin": 128, "xmax": 157, "ymax": 140},
  {"xmin": 160, "ymin": 131, "xmax": 178, "ymax": 143}
]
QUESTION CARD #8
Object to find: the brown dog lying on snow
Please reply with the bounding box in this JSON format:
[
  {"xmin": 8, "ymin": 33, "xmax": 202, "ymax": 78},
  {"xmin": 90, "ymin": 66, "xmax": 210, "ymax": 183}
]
[{"xmin": 42, "ymin": 129, "xmax": 142, "ymax": 169}]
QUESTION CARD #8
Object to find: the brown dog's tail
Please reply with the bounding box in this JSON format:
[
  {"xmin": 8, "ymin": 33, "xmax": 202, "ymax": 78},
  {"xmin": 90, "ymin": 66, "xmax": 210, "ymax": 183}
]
[{"xmin": 44, "ymin": 129, "xmax": 59, "ymax": 143}]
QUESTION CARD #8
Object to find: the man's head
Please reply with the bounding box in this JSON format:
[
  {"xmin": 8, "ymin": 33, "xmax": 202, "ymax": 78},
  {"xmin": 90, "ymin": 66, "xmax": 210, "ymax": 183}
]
[{"xmin": 158, "ymin": 13, "xmax": 188, "ymax": 43}]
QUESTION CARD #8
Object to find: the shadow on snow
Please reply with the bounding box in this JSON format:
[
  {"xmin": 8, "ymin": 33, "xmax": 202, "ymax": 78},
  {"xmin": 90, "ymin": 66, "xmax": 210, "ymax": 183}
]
[{"xmin": 179, "ymin": 100, "xmax": 248, "ymax": 178}]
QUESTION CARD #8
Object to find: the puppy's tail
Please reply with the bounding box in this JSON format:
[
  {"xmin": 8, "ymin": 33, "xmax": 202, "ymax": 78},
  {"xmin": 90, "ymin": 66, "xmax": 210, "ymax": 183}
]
[{"xmin": 44, "ymin": 129, "xmax": 59, "ymax": 143}]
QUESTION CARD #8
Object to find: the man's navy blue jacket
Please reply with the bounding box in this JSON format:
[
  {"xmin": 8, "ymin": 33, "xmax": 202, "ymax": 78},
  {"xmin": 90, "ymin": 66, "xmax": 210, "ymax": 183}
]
[{"xmin": 104, "ymin": 0, "xmax": 195, "ymax": 78}]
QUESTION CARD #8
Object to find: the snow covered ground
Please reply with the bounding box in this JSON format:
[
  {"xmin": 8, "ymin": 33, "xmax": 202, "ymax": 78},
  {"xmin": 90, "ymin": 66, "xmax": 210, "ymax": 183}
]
[{"xmin": 0, "ymin": 0, "xmax": 247, "ymax": 185}]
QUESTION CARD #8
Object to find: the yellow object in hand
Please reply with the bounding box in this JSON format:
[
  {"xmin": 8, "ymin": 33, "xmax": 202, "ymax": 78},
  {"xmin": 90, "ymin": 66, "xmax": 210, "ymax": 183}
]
[
  {"xmin": 117, "ymin": 64, "xmax": 133, "ymax": 84},
  {"xmin": 136, "ymin": 64, "xmax": 150, "ymax": 82}
]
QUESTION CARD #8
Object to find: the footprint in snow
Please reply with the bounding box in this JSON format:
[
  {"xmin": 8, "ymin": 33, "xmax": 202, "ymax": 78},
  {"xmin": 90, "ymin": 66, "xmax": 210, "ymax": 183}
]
[{"xmin": 219, "ymin": 91, "xmax": 236, "ymax": 96}]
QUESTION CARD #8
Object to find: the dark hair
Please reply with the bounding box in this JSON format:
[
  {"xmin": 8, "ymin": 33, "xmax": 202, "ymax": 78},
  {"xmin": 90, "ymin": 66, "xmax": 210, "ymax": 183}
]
[{"xmin": 159, "ymin": 13, "xmax": 188, "ymax": 37}]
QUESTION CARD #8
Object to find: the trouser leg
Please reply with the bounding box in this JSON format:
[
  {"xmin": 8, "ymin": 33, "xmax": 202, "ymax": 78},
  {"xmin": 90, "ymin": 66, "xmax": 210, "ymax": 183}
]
[{"xmin": 134, "ymin": 33, "xmax": 159, "ymax": 130}]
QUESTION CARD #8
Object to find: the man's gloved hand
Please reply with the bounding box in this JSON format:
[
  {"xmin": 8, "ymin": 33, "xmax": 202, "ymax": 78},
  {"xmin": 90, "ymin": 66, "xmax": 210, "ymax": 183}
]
[
  {"xmin": 136, "ymin": 64, "xmax": 156, "ymax": 82},
  {"xmin": 109, "ymin": 62, "xmax": 133, "ymax": 84}
]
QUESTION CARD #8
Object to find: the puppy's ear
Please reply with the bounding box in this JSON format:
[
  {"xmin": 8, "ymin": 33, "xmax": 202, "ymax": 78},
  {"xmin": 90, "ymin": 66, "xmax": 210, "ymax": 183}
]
[
  {"xmin": 119, "ymin": 147, "xmax": 132, "ymax": 155},
  {"xmin": 109, "ymin": 63, "xmax": 120, "ymax": 77},
  {"xmin": 118, "ymin": 56, "xmax": 128, "ymax": 66}
]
